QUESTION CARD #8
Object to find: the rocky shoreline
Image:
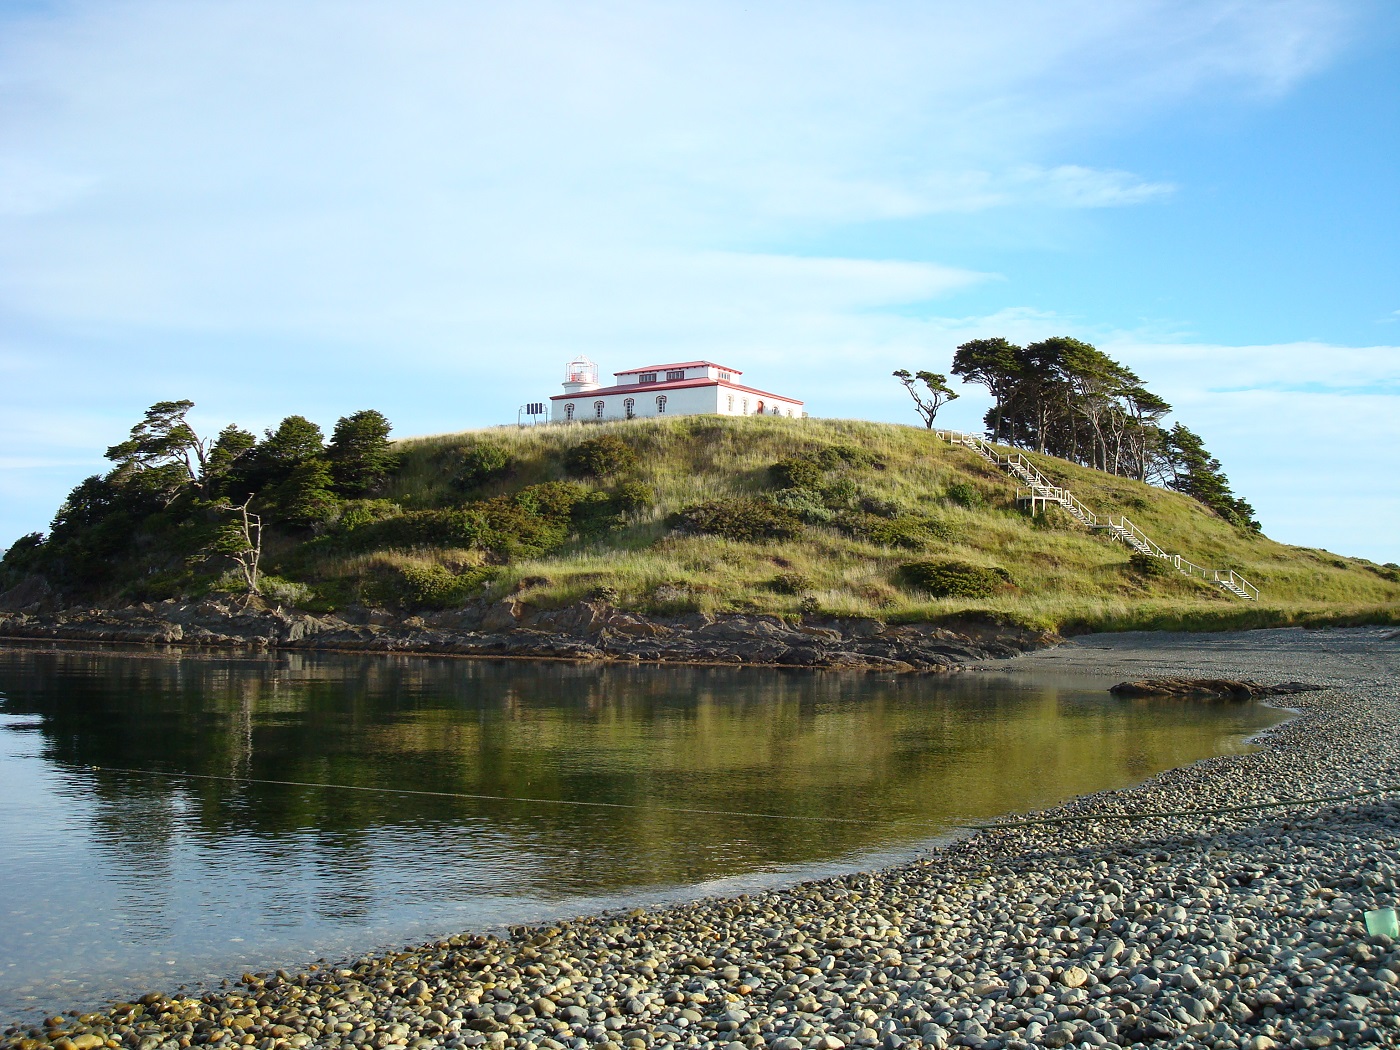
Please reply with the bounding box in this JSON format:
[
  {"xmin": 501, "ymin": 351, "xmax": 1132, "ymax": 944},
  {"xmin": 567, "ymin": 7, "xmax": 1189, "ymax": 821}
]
[
  {"xmin": 0, "ymin": 597, "xmax": 1052, "ymax": 671},
  {"xmin": 5, "ymin": 627, "xmax": 1400, "ymax": 1050}
]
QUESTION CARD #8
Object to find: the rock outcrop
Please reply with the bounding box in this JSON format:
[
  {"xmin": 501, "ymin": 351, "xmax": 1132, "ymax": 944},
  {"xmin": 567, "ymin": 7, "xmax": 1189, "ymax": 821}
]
[
  {"xmin": 1109, "ymin": 677, "xmax": 1324, "ymax": 700},
  {"xmin": 0, "ymin": 595, "xmax": 1055, "ymax": 671}
]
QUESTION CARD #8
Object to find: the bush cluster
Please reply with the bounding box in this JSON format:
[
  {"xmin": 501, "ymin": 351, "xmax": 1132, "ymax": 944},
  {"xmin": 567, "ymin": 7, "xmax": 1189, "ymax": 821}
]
[
  {"xmin": 898, "ymin": 559, "xmax": 1014, "ymax": 598},
  {"xmin": 397, "ymin": 564, "xmax": 493, "ymax": 608},
  {"xmin": 449, "ymin": 444, "xmax": 512, "ymax": 492},
  {"xmin": 943, "ymin": 481, "xmax": 985, "ymax": 509},
  {"xmin": 565, "ymin": 434, "xmax": 637, "ymax": 478},
  {"xmin": 767, "ymin": 572, "xmax": 811, "ymax": 595},
  {"xmin": 841, "ymin": 512, "xmax": 952, "ymax": 550},
  {"xmin": 672, "ymin": 498, "xmax": 804, "ymax": 542}
]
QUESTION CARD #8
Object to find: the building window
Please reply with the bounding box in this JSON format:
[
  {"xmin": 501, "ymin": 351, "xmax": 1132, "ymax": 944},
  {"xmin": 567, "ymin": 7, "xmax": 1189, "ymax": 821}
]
[
  {"xmin": 594, "ymin": 400, "xmax": 605, "ymax": 418},
  {"xmin": 624, "ymin": 397, "xmax": 635, "ymax": 419},
  {"xmin": 742, "ymin": 399, "xmax": 749, "ymax": 415},
  {"xmin": 656, "ymin": 395, "xmax": 667, "ymax": 414},
  {"xmin": 665, "ymin": 369, "xmax": 685, "ymax": 381},
  {"xmin": 727, "ymin": 395, "xmax": 734, "ymax": 412},
  {"xmin": 719, "ymin": 371, "xmax": 732, "ymax": 381},
  {"xmin": 638, "ymin": 373, "xmax": 657, "ymax": 384},
  {"xmin": 565, "ymin": 403, "xmax": 574, "ymax": 421},
  {"xmin": 756, "ymin": 400, "xmax": 765, "ymax": 415}
]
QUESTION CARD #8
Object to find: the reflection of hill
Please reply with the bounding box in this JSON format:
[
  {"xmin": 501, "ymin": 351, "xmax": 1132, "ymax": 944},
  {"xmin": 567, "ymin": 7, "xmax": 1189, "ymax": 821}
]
[{"xmin": 0, "ymin": 647, "xmax": 1282, "ymax": 895}]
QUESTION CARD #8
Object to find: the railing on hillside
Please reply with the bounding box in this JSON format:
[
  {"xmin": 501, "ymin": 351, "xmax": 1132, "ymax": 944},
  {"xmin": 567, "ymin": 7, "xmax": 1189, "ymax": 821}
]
[{"xmin": 933, "ymin": 428, "xmax": 1258, "ymax": 600}]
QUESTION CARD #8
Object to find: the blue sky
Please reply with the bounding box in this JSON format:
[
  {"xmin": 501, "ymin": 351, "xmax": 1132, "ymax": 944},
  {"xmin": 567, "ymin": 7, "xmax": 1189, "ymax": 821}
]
[{"xmin": 1, "ymin": 0, "xmax": 1398, "ymax": 563}]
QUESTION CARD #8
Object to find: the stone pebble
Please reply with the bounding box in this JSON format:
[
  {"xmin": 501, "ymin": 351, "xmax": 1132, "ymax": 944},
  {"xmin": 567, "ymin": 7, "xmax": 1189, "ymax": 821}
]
[{"xmin": 4, "ymin": 626, "xmax": 1399, "ymax": 1050}]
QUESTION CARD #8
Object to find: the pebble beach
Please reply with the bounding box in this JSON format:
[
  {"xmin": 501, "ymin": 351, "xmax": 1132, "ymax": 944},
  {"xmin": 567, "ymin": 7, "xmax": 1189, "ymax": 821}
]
[{"xmin": 5, "ymin": 626, "xmax": 1398, "ymax": 1050}]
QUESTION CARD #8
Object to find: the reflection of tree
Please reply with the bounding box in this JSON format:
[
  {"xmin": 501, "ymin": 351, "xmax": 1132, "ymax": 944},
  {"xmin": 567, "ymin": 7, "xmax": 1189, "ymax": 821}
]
[{"xmin": 0, "ymin": 648, "xmax": 1280, "ymax": 900}]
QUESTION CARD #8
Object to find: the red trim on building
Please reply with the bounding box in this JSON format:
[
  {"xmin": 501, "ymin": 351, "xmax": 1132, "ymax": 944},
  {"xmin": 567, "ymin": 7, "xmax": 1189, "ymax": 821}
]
[
  {"xmin": 612, "ymin": 360, "xmax": 743, "ymax": 376},
  {"xmin": 550, "ymin": 378, "xmax": 715, "ymax": 401},
  {"xmin": 551, "ymin": 377, "xmax": 802, "ymax": 405}
]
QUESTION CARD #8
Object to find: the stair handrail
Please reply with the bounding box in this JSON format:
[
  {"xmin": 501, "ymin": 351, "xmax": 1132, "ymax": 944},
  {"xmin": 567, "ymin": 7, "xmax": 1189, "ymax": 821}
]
[
  {"xmin": 1111, "ymin": 516, "xmax": 1169, "ymax": 560},
  {"xmin": 1214, "ymin": 569, "xmax": 1259, "ymax": 601},
  {"xmin": 933, "ymin": 428, "xmax": 1256, "ymax": 598}
]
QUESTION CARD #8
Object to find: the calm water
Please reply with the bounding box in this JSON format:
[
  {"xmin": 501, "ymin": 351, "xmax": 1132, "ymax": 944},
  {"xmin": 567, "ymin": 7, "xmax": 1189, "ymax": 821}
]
[{"xmin": 0, "ymin": 643, "xmax": 1286, "ymax": 1024}]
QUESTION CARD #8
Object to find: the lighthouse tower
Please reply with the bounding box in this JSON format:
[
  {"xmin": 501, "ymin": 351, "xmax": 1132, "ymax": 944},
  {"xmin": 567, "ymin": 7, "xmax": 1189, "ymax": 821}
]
[{"xmin": 561, "ymin": 355, "xmax": 600, "ymax": 395}]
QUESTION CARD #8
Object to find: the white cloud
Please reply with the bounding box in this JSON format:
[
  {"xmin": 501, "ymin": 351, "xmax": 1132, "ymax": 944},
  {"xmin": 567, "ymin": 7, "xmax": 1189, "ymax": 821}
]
[{"xmin": 0, "ymin": 0, "xmax": 1385, "ymax": 559}]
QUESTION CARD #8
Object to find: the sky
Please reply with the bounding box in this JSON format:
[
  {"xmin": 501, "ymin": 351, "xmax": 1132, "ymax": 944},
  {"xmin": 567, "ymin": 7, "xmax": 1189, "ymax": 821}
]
[{"xmin": 1, "ymin": 0, "xmax": 1398, "ymax": 563}]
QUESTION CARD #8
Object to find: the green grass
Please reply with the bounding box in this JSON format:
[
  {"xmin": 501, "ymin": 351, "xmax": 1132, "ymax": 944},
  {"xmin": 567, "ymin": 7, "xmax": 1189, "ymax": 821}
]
[{"xmin": 283, "ymin": 415, "xmax": 1400, "ymax": 633}]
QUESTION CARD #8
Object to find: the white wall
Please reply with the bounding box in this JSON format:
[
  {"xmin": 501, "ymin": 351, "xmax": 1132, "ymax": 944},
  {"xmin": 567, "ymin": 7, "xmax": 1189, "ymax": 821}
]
[
  {"xmin": 551, "ymin": 383, "xmax": 719, "ymax": 422},
  {"xmin": 714, "ymin": 389, "xmax": 802, "ymax": 418},
  {"xmin": 550, "ymin": 382, "xmax": 803, "ymax": 422}
]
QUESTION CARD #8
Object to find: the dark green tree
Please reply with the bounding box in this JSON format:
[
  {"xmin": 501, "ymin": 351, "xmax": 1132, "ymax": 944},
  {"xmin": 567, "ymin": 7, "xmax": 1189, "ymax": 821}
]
[
  {"xmin": 105, "ymin": 399, "xmax": 207, "ymax": 481},
  {"xmin": 251, "ymin": 417, "xmax": 337, "ymax": 526},
  {"xmin": 201, "ymin": 425, "xmax": 258, "ymax": 498},
  {"xmin": 892, "ymin": 369, "xmax": 959, "ymax": 428},
  {"xmin": 327, "ymin": 410, "xmax": 396, "ymax": 496},
  {"xmin": 951, "ymin": 338, "xmax": 1022, "ymax": 441}
]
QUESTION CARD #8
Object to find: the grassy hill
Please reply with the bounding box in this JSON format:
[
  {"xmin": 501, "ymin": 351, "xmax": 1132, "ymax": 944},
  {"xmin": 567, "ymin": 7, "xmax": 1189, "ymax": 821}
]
[{"xmin": 262, "ymin": 415, "xmax": 1397, "ymax": 634}]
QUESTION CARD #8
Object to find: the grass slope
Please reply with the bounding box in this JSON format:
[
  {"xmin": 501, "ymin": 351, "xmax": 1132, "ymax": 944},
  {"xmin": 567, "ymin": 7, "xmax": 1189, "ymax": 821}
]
[{"xmin": 280, "ymin": 415, "xmax": 1399, "ymax": 634}]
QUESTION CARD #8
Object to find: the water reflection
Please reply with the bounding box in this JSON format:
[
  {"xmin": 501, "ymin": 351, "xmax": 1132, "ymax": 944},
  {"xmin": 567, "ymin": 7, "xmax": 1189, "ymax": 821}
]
[{"xmin": 0, "ymin": 644, "xmax": 1284, "ymax": 1024}]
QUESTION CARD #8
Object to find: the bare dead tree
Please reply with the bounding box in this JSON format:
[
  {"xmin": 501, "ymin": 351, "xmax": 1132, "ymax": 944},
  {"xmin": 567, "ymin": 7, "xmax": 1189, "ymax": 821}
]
[{"xmin": 213, "ymin": 497, "xmax": 263, "ymax": 597}]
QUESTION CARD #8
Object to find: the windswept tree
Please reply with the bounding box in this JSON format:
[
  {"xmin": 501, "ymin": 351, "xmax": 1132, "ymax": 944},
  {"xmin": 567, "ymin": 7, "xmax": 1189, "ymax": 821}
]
[
  {"xmin": 104, "ymin": 399, "xmax": 211, "ymax": 504},
  {"xmin": 938, "ymin": 336, "xmax": 1257, "ymax": 528},
  {"xmin": 950, "ymin": 338, "xmax": 1021, "ymax": 442},
  {"xmin": 893, "ymin": 370, "xmax": 959, "ymax": 428}
]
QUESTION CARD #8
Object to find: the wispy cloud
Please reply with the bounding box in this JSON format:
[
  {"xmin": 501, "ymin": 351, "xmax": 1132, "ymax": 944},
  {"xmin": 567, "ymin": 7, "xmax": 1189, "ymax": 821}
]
[{"xmin": 0, "ymin": 0, "xmax": 1386, "ymax": 557}]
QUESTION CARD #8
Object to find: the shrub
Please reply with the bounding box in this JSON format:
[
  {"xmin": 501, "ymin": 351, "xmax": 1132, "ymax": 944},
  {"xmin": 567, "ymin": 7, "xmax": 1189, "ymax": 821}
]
[
  {"xmin": 609, "ymin": 479, "xmax": 653, "ymax": 515},
  {"xmin": 672, "ymin": 498, "xmax": 804, "ymax": 542},
  {"xmin": 450, "ymin": 444, "xmax": 512, "ymax": 491},
  {"xmin": 770, "ymin": 457, "xmax": 825, "ymax": 491},
  {"xmin": 349, "ymin": 508, "xmax": 492, "ymax": 551},
  {"xmin": 767, "ymin": 572, "xmax": 810, "ymax": 595},
  {"xmin": 813, "ymin": 444, "xmax": 879, "ymax": 470},
  {"xmin": 771, "ymin": 487, "xmax": 834, "ymax": 524},
  {"xmin": 1129, "ymin": 551, "xmax": 1174, "ymax": 579},
  {"xmin": 943, "ymin": 481, "xmax": 985, "ymax": 509},
  {"xmin": 898, "ymin": 559, "xmax": 1013, "ymax": 598},
  {"xmin": 333, "ymin": 499, "xmax": 401, "ymax": 532},
  {"xmin": 259, "ymin": 575, "xmax": 317, "ymax": 606},
  {"xmin": 819, "ymin": 477, "xmax": 860, "ymax": 509},
  {"xmin": 564, "ymin": 434, "xmax": 637, "ymax": 478},
  {"xmin": 839, "ymin": 512, "xmax": 952, "ymax": 550},
  {"xmin": 397, "ymin": 564, "xmax": 491, "ymax": 608}
]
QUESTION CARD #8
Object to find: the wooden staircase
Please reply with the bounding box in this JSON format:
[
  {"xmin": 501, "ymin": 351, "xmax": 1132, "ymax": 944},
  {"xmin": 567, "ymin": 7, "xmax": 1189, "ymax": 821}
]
[{"xmin": 935, "ymin": 430, "xmax": 1259, "ymax": 601}]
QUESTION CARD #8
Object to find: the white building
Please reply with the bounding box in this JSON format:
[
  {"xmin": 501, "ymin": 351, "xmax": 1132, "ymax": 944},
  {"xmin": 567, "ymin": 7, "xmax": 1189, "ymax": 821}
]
[{"xmin": 549, "ymin": 357, "xmax": 804, "ymax": 423}]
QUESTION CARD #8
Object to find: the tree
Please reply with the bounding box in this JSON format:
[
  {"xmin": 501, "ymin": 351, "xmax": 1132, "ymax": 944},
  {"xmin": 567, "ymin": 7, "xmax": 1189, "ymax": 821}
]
[
  {"xmin": 259, "ymin": 415, "xmax": 326, "ymax": 469},
  {"xmin": 893, "ymin": 370, "xmax": 959, "ymax": 429},
  {"xmin": 327, "ymin": 410, "xmax": 396, "ymax": 496},
  {"xmin": 1162, "ymin": 424, "xmax": 1260, "ymax": 531},
  {"xmin": 212, "ymin": 498, "xmax": 264, "ymax": 595},
  {"xmin": 951, "ymin": 338, "xmax": 1022, "ymax": 441},
  {"xmin": 202, "ymin": 425, "xmax": 258, "ymax": 496},
  {"xmin": 265, "ymin": 458, "xmax": 339, "ymax": 527},
  {"xmin": 105, "ymin": 399, "xmax": 208, "ymax": 482}
]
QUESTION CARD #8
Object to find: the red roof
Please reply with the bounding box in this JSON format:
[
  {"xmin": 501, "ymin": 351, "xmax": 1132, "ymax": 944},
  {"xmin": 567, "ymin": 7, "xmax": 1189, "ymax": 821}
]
[
  {"xmin": 551, "ymin": 376, "xmax": 802, "ymax": 404},
  {"xmin": 613, "ymin": 360, "xmax": 743, "ymax": 376}
]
